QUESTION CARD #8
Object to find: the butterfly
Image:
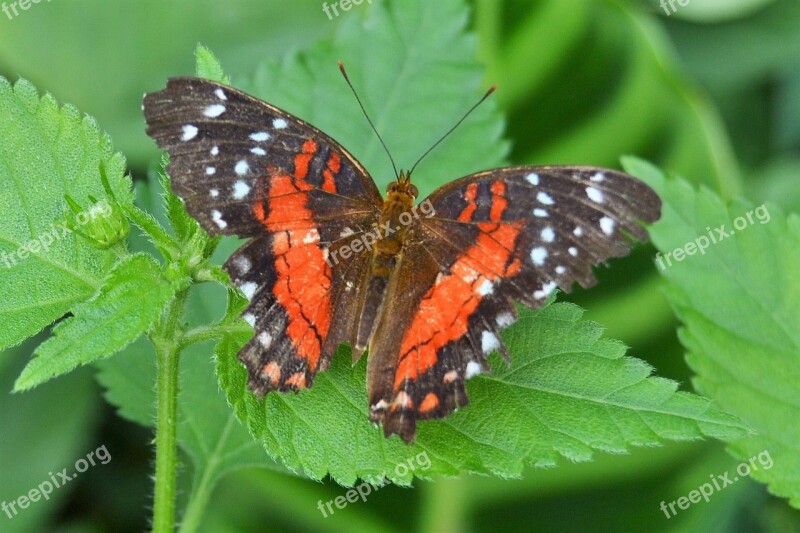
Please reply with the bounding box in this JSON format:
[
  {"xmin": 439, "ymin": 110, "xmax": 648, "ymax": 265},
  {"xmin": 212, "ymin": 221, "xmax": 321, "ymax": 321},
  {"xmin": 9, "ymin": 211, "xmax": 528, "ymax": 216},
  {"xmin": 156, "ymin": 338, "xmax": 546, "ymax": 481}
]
[{"xmin": 142, "ymin": 69, "xmax": 661, "ymax": 443}]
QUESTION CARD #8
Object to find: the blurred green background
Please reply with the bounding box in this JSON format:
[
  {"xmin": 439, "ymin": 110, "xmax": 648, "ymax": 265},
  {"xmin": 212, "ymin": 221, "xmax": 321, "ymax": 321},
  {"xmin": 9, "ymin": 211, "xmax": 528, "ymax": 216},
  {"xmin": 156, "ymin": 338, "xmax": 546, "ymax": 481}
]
[{"xmin": 1, "ymin": 0, "xmax": 798, "ymax": 531}]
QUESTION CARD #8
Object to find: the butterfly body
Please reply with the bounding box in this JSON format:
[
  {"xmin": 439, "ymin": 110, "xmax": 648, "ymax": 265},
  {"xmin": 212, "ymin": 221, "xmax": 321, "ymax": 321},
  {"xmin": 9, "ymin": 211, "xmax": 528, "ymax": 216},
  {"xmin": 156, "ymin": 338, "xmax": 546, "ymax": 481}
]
[{"xmin": 143, "ymin": 77, "xmax": 661, "ymax": 442}]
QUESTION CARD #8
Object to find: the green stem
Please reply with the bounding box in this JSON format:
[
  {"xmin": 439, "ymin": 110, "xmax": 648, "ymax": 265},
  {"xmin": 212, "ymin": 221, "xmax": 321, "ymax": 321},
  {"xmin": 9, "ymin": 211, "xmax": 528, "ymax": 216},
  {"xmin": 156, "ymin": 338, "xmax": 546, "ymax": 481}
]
[
  {"xmin": 419, "ymin": 477, "xmax": 467, "ymax": 533},
  {"xmin": 179, "ymin": 323, "xmax": 251, "ymax": 350},
  {"xmin": 178, "ymin": 417, "xmax": 236, "ymax": 533},
  {"xmin": 152, "ymin": 289, "xmax": 189, "ymax": 533}
]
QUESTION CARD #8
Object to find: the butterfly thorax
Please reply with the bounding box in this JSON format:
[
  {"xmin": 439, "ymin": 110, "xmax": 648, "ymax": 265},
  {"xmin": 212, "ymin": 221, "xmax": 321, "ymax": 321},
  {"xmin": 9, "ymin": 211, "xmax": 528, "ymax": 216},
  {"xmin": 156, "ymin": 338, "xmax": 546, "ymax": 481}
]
[{"xmin": 374, "ymin": 172, "xmax": 418, "ymax": 259}]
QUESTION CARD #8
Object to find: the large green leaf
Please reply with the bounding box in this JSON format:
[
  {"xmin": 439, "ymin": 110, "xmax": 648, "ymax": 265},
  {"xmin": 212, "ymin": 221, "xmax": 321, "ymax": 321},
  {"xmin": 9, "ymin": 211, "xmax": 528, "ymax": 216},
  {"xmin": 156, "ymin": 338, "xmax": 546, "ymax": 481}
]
[
  {"xmin": 625, "ymin": 156, "xmax": 800, "ymax": 508},
  {"xmin": 0, "ymin": 76, "xmax": 132, "ymax": 351},
  {"xmin": 14, "ymin": 253, "xmax": 182, "ymax": 391},
  {"xmin": 219, "ymin": 302, "xmax": 747, "ymax": 485}
]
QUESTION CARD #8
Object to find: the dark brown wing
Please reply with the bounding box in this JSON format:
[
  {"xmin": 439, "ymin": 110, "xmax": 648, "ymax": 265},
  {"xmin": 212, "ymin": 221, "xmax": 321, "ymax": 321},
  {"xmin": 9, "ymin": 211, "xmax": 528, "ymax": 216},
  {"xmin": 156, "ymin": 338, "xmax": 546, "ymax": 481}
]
[
  {"xmin": 367, "ymin": 166, "xmax": 661, "ymax": 441},
  {"xmin": 143, "ymin": 77, "xmax": 382, "ymax": 393}
]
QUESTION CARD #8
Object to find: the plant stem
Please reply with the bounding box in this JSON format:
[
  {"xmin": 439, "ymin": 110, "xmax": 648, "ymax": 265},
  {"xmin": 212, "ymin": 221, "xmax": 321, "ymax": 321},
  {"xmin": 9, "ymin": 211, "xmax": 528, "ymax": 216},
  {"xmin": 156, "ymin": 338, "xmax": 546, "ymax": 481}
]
[
  {"xmin": 179, "ymin": 323, "xmax": 251, "ymax": 350},
  {"xmin": 152, "ymin": 289, "xmax": 189, "ymax": 533}
]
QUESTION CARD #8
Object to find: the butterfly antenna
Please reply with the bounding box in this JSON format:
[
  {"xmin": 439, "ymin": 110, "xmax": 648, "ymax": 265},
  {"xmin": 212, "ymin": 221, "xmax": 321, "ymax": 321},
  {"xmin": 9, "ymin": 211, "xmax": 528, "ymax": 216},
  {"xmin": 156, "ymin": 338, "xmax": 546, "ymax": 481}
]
[
  {"xmin": 409, "ymin": 84, "xmax": 497, "ymax": 176},
  {"xmin": 338, "ymin": 61, "xmax": 399, "ymax": 179}
]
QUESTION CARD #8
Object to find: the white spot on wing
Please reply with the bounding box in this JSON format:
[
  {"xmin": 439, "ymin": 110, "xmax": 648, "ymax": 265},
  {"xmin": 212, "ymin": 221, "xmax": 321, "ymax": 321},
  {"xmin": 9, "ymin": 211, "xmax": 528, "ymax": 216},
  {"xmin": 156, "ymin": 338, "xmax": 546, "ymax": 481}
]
[
  {"xmin": 243, "ymin": 313, "xmax": 256, "ymax": 327},
  {"xmin": 537, "ymin": 191, "xmax": 555, "ymax": 205},
  {"xmin": 530, "ymin": 246, "xmax": 548, "ymax": 265},
  {"xmin": 534, "ymin": 281, "xmax": 557, "ymax": 299},
  {"xmin": 235, "ymin": 160, "xmax": 250, "ymax": 176},
  {"xmin": 209, "ymin": 189, "xmax": 219, "ymax": 198},
  {"xmin": 181, "ymin": 125, "xmax": 198, "ymax": 141},
  {"xmin": 541, "ymin": 227, "xmax": 555, "ymax": 243},
  {"xmin": 465, "ymin": 361, "xmax": 483, "ymax": 379},
  {"xmin": 371, "ymin": 399, "xmax": 390, "ymax": 412},
  {"xmin": 496, "ymin": 312, "xmax": 515, "ymax": 328},
  {"xmin": 210, "ymin": 145, "xmax": 219, "ymax": 156},
  {"xmin": 250, "ymin": 131, "xmax": 270, "ymax": 142},
  {"xmin": 339, "ymin": 227, "xmax": 354, "ymax": 238},
  {"xmin": 215, "ymin": 88, "xmax": 227, "ymax": 100},
  {"xmin": 533, "ymin": 208, "xmax": 548, "ymax": 217},
  {"xmin": 250, "ymin": 147, "xmax": 266, "ymax": 156},
  {"xmin": 481, "ymin": 331, "xmax": 500, "ymax": 354},
  {"xmin": 600, "ymin": 216, "xmax": 615, "ymax": 235},
  {"xmin": 211, "ymin": 210, "xmax": 227, "ymax": 229},
  {"xmin": 206, "ymin": 166, "xmax": 216, "ymax": 176},
  {"xmin": 258, "ymin": 332, "xmax": 272, "ymax": 348},
  {"xmin": 239, "ymin": 282, "xmax": 257, "ymax": 300},
  {"xmin": 272, "ymin": 118, "xmax": 288, "ymax": 129},
  {"xmin": 233, "ymin": 181, "xmax": 251, "ymax": 200},
  {"xmin": 555, "ymin": 265, "xmax": 566, "ymax": 275},
  {"xmin": 203, "ymin": 104, "xmax": 226, "ymax": 117},
  {"xmin": 302, "ymin": 229, "xmax": 319, "ymax": 244},
  {"xmin": 586, "ymin": 186, "xmax": 604, "ymax": 203},
  {"xmin": 525, "ymin": 173, "xmax": 540, "ymax": 186},
  {"xmin": 590, "ymin": 172, "xmax": 605, "ymax": 182},
  {"xmin": 393, "ymin": 391, "xmax": 412, "ymax": 408},
  {"xmin": 573, "ymin": 226, "xmax": 584, "ymax": 237},
  {"xmin": 443, "ymin": 370, "xmax": 459, "ymax": 383},
  {"xmin": 477, "ymin": 279, "xmax": 494, "ymax": 296},
  {"xmin": 233, "ymin": 255, "xmax": 251, "ymax": 274},
  {"xmin": 569, "ymin": 246, "xmax": 578, "ymax": 256}
]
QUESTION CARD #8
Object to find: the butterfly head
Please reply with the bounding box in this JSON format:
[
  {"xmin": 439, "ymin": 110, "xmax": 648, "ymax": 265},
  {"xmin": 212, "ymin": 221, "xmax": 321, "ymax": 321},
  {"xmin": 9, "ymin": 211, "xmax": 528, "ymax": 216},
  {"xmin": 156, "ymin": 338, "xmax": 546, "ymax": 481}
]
[{"xmin": 387, "ymin": 170, "xmax": 419, "ymax": 200}]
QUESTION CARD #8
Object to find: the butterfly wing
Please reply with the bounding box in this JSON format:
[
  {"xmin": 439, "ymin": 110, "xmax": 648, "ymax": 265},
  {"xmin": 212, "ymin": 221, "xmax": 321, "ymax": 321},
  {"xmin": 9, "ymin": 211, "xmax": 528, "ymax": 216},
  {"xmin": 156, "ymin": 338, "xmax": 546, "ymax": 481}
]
[
  {"xmin": 367, "ymin": 166, "xmax": 661, "ymax": 441},
  {"xmin": 143, "ymin": 77, "xmax": 382, "ymax": 393}
]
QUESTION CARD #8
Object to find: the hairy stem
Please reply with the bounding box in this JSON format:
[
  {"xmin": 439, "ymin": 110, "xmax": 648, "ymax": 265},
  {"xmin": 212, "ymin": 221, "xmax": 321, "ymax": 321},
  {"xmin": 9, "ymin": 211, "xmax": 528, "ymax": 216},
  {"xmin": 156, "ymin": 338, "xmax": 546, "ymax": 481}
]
[{"xmin": 152, "ymin": 289, "xmax": 189, "ymax": 533}]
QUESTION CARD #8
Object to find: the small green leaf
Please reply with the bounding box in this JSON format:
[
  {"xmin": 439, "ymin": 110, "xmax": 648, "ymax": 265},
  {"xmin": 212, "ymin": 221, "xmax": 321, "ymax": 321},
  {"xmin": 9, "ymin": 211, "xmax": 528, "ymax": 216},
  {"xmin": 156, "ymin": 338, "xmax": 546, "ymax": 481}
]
[
  {"xmin": 624, "ymin": 156, "xmax": 800, "ymax": 508},
  {"xmin": 14, "ymin": 254, "xmax": 184, "ymax": 391},
  {"xmin": 0, "ymin": 76, "xmax": 133, "ymax": 351},
  {"xmin": 195, "ymin": 45, "xmax": 230, "ymax": 85}
]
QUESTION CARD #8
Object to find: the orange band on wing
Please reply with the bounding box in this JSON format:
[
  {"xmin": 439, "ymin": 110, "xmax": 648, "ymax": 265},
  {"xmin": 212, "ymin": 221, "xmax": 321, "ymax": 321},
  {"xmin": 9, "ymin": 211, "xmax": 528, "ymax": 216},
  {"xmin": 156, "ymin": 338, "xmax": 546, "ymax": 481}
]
[
  {"xmin": 294, "ymin": 139, "xmax": 318, "ymax": 179},
  {"xmin": 395, "ymin": 220, "xmax": 523, "ymax": 389},
  {"xmin": 457, "ymin": 182, "xmax": 478, "ymax": 222},
  {"xmin": 321, "ymin": 151, "xmax": 340, "ymax": 193},
  {"xmin": 489, "ymin": 180, "xmax": 507, "ymax": 222},
  {"xmin": 251, "ymin": 155, "xmax": 332, "ymax": 372}
]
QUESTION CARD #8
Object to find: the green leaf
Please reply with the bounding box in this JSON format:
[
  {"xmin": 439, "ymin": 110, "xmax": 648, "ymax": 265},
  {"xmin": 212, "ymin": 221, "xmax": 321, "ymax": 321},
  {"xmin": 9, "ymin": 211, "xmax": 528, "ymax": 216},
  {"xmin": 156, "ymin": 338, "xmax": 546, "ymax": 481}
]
[
  {"xmin": 218, "ymin": 302, "xmax": 748, "ymax": 485},
  {"xmin": 241, "ymin": 0, "xmax": 509, "ymax": 199},
  {"xmin": 195, "ymin": 45, "xmax": 230, "ymax": 85},
  {"xmin": 0, "ymin": 76, "xmax": 133, "ymax": 351},
  {"xmin": 0, "ymin": 342, "xmax": 101, "ymax": 533},
  {"xmin": 14, "ymin": 254, "xmax": 182, "ymax": 390},
  {"xmin": 624, "ymin": 156, "xmax": 800, "ymax": 508}
]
